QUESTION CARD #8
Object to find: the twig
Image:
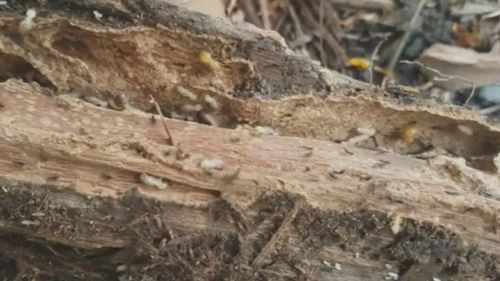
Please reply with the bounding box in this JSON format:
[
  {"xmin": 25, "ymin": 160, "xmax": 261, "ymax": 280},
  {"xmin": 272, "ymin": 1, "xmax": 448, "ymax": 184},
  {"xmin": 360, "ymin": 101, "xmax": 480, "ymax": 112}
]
[
  {"xmin": 286, "ymin": 1, "xmax": 304, "ymax": 36},
  {"xmin": 319, "ymin": 0, "xmax": 326, "ymax": 66},
  {"xmin": 226, "ymin": 0, "xmax": 237, "ymax": 15},
  {"xmin": 149, "ymin": 94, "xmax": 174, "ymax": 145},
  {"xmin": 398, "ymin": 60, "xmax": 478, "ymax": 106},
  {"xmin": 251, "ymin": 199, "xmax": 304, "ymax": 268},
  {"xmin": 464, "ymin": 84, "xmax": 477, "ymax": 107},
  {"xmin": 239, "ymin": 0, "xmax": 262, "ymax": 27},
  {"xmin": 387, "ymin": 0, "xmax": 427, "ymax": 75},
  {"xmin": 259, "ymin": 0, "xmax": 270, "ymax": 29},
  {"xmin": 273, "ymin": 8, "xmax": 288, "ymax": 31},
  {"xmin": 479, "ymin": 103, "xmax": 500, "ymax": 115},
  {"xmin": 399, "ymin": 60, "xmax": 474, "ymax": 84},
  {"xmin": 328, "ymin": 0, "xmax": 395, "ymax": 11},
  {"xmin": 369, "ymin": 39, "xmax": 386, "ymax": 85},
  {"xmin": 288, "ymin": 34, "xmax": 313, "ymax": 49}
]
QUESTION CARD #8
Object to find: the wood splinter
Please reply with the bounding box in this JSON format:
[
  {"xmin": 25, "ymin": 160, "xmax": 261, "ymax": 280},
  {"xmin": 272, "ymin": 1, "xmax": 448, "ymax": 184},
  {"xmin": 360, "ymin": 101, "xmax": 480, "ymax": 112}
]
[{"xmin": 149, "ymin": 94, "xmax": 174, "ymax": 145}]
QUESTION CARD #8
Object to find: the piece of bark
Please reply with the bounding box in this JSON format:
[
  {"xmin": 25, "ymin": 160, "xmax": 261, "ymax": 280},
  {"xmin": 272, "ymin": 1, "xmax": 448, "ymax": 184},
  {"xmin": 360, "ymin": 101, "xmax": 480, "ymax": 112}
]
[
  {"xmin": 418, "ymin": 43, "xmax": 500, "ymax": 91},
  {"xmin": 167, "ymin": 0, "xmax": 226, "ymax": 18},
  {"xmin": 328, "ymin": 0, "xmax": 394, "ymax": 12},
  {"xmin": 4, "ymin": 1, "xmax": 500, "ymax": 156},
  {"xmin": 0, "ymin": 80, "xmax": 499, "ymax": 280},
  {"xmin": 2, "ymin": 1, "xmax": 500, "ymax": 165}
]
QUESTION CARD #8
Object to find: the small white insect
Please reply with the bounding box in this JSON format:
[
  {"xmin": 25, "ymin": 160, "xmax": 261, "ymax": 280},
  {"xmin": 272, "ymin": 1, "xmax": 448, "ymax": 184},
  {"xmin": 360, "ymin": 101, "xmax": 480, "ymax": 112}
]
[
  {"xmin": 181, "ymin": 104, "xmax": 203, "ymax": 112},
  {"xmin": 456, "ymin": 124, "xmax": 473, "ymax": 136},
  {"xmin": 322, "ymin": 260, "xmax": 332, "ymax": 267},
  {"xmin": 432, "ymin": 278, "xmax": 441, "ymax": 281},
  {"xmin": 385, "ymin": 272, "xmax": 399, "ymax": 280},
  {"xmin": 170, "ymin": 111, "xmax": 186, "ymax": 120},
  {"xmin": 354, "ymin": 252, "xmax": 360, "ymax": 259},
  {"xmin": 139, "ymin": 173, "xmax": 168, "ymax": 190},
  {"xmin": 177, "ymin": 86, "xmax": 197, "ymax": 101},
  {"xmin": 334, "ymin": 263, "xmax": 342, "ymax": 271},
  {"xmin": 93, "ymin": 10, "xmax": 103, "ymax": 20},
  {"xmin": 108, "ymin": 93, "xmax": 128, "ymax": 111},
  {"xmin": 391, "ymin": 214, "xmax": 403, "ymax": 234},
  {"xmin": 200, "ymin": 158, "xmax": 225, "ymax": 171},
  {"xmin": 201, "ymin": 112, "xmax": 219, "ymax": 126},
  {"xmin": 83, "ymin": 96, "xmax": 108, "ymax": 107},
  {"xmin": 255, "ymin": 126, "xmax": 276, "ymax": 135},
  {"xmin": 347, "ymin": 127, "xmax": 376, "ymax": 144},
  {"xmin": 19, "ymin": 8, "xmax": 37, "ymax": 33},
  {"xmin": 21, "ymin": 220, "xmax": 40, "ymax": 226},
  {"xmin": 204, "ymin": 95, "xmax": 219, "ymax": 110}
]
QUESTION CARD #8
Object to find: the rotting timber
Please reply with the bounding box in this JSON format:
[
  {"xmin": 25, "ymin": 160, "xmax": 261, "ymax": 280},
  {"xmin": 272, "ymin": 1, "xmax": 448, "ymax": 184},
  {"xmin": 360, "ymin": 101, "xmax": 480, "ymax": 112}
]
[{"xmin": 0, "ymin": 1, "xmax": 499, "ymax": 280}]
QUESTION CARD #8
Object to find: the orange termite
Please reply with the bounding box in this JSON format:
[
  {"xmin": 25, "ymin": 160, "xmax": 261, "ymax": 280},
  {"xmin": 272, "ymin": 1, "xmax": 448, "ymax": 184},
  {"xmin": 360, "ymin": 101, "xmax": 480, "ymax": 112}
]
[{"xmin": 402, "ymin": 122, "xmax": 418, "ymax": 145}]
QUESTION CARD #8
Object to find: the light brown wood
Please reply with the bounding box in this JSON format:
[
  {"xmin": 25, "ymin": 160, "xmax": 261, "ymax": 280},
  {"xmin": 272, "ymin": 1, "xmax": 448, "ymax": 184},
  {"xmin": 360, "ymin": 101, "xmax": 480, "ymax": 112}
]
[{"xmin": 0, "ymin": 80, "xmax": 499, "ymax": 280}]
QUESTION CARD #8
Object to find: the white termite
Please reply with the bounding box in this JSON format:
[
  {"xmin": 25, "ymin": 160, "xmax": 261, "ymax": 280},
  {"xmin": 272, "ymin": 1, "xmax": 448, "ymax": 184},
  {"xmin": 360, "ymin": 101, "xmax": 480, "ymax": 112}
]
[
  {"xmin": 139, "ymin": 173, "xmax": 168, "ymax": 190},
  {"xmin": 19, "ymin": 8, "xmax": 37, "ymax": 33}
]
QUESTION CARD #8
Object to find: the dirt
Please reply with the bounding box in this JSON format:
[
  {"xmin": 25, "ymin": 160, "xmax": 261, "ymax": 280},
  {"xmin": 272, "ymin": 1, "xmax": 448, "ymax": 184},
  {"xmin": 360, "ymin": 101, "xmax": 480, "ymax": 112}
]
[{"xmin": 0, "ymin": 182, "xmax": 497, "ymax": 280}]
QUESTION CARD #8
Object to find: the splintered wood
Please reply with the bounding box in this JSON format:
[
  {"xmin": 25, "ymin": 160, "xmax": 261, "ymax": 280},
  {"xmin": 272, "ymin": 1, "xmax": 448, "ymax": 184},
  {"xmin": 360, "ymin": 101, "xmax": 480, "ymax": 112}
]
[{"xmin": 0, "ymin": 80, "xmax": 499, "ymax": 257}]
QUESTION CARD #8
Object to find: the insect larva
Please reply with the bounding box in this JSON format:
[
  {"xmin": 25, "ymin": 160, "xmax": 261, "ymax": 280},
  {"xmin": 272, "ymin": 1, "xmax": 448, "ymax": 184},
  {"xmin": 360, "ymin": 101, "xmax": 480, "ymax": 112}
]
[{"xmin": 199, "ymin": 50, "xmax": 222, "ymax": 72}]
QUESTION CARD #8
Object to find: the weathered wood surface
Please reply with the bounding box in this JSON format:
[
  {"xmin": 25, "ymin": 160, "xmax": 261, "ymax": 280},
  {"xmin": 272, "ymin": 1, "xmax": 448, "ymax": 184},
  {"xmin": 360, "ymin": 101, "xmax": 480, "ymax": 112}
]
[{"xmin": 1, "ymin": 80, "xmax": 499, "ymax": 280}]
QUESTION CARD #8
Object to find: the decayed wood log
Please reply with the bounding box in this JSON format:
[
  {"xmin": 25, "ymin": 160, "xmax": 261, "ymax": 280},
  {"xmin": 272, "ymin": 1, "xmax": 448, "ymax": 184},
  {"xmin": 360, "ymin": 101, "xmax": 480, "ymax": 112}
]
[
  {"xmin": 1, "ymin": 80, "xmax": 499, "ymax": 280},
  {"xmin": 0, "ymin": 0, "xmax": 499, "ymax": 280}
]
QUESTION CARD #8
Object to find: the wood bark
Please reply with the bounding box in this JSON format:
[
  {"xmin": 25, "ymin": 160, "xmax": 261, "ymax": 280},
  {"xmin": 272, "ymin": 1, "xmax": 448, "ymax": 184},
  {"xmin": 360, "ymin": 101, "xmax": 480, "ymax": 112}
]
[{"xmin": 0, "ymin": 1, "xmax": 499, "ymax": 280}]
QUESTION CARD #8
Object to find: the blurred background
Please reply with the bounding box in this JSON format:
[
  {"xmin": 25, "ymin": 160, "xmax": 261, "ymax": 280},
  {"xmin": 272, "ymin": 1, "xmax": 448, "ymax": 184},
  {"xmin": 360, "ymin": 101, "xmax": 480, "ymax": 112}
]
[{"xmin": 173, "ymin": 0, "xmax": 500, "ymax": 118}]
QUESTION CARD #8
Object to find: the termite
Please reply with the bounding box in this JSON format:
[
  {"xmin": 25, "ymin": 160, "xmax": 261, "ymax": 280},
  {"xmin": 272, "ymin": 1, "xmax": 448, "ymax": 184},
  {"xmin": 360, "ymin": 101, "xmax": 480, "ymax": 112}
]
[
  {"xmin": 19, "ymin": 8, "xmax": 36, "ymax": 33},
  {"xmin": 93, "ymin": 10, "xmax": 103, "ymax": 20},
  {"xmin": 176, "ymin": 86, "xmax": 197, "ymax": 101},
  {"xmin": 199, "ymin": 50, "xmax": 222, "ymax": 72},
  {"xmin": 82, "ymin": 96, "xmax": 108, "ymax": 107},
  {"xmin": 204, "ymin": 95, "xmax": 220, "ymax": 110},
  {"xmin": 139, "ymin": 173, "xmax": 168, "ymax": 190},
  {"xmin": 201, "ymin": 112, "xmax": 219, "ymax": 126},
  {"xmin": 181, "ymin": 104, "xmax": 203, "ymax": 112},
  {"xmin": 108, "ymin": 93, "xmax": 127, "ymax": 111},
  {"xmin": 200, "ymin": 158, "xmax": 225, "ymax": 172},
  {"xmin": 401, "ymin": 122, "xmax": 417, "ymax": 145}
]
